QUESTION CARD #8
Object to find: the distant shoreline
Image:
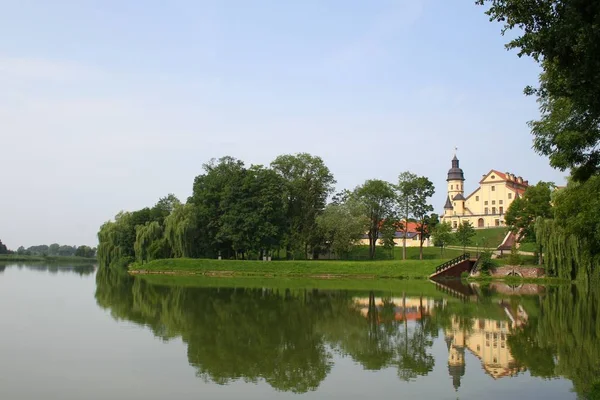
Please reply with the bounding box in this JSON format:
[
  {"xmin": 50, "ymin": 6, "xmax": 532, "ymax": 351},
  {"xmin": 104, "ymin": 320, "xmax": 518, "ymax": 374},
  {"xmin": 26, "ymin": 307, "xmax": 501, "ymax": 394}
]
[{"xmin": 0, "ymin": 254, "xmax": 97, "ymax": 264}]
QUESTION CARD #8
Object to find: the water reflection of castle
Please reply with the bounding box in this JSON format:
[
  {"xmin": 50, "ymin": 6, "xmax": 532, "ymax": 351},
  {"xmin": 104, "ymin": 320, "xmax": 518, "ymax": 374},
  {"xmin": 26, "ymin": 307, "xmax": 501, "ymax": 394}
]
[
  {"xmin": 353, "ymin": 294, "xmax": 528, "ymax": 391},
  {"xmin": 445, "ymin": 304, "xmax": 528, "ymax": 390},
  {"xmin": 353, "ymin": 296, "xmax": 438, "ymax": 322}
]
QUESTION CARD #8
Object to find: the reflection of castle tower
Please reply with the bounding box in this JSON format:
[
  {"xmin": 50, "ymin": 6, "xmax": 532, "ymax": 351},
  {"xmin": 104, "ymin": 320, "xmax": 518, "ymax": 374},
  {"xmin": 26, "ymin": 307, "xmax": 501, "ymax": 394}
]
[
  {"xmin": 448, "ymin": 341, "xmax": 466, "ymax": 391},
  {"xmin": 444, "ymin": 314, "xmax": 525, "ymax": 390}
]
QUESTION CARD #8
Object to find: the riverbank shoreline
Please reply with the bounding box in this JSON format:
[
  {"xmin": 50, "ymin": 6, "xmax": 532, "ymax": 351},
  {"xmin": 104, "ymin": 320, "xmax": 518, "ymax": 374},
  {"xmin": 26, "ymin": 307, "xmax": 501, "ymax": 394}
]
[
  {"xmin": 128, "ymin": 257, "xmax": 558, "ymax": 282},
  {"xmin": 0, "ymin": 254, "xmax": 97, "ymax": 264}
]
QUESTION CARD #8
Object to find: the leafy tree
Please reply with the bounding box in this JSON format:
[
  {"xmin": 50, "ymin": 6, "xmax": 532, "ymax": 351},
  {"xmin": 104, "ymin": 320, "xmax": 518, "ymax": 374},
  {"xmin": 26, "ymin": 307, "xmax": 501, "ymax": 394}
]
[
  {"xmin": 379, "ymin": 218, "xmax": 399, "ymax": 257},
  {"xmin": 397, "ymin": 173, "xmax": 435, "ymax": 260},
  {"xmin": 164, "ymin": 203, "xmax": 203, "ymax": 258},
  {"xmin": 271, "ymin": 153, "xmax": 335, "ymax": 259},
  {"xmin": 16, "ymin": 246, "xmax": 26, "ymax": 255},
  {"xmin": 134, "ymin": 221, "xmax": 164, "ymax": 264},
  {"xmin": 317, "ymin": 200, "xmax": 366, "ymax": 259},
  {"xmin": 504, "ymin": 181, "xmax": 553, "ymax": 242},
  {"xmin": 75, "ymin": 245, "xmax": 96, "ymax": 258},
  {"xmin": 432, "ymin": 221, "xmax": 453, "ymax": 256},
  {"xmin": 536, "ymin": 174, "xmax": 600, "ymax": 280},
  {"xmin": 508, "ymin": 243, "xmax": 522, "ymax": 266},
  {"xmin": 48, "ymin": 243, "xmax": 60, "ymax": 256},
  {"xmin": 478, "ymin": 0, "xmax": 600, "ymax": 181},
  {"xmin": 397, "ymin": 171, "xmax": 417, "ymax": 260},
  {"xmin": 0, "ymin": 239, "xmax": 8, "ymax": 254},
  {"xmin": 416, "ymin": 213, "xmax": 438, "ymax": 260},
  {"xmin": 455, "ymin": 221, "xmax": 475, "ymax": 252},
  {"xmin": 353, "ymin": 180, "xmax": 397, "ymax": 260}
]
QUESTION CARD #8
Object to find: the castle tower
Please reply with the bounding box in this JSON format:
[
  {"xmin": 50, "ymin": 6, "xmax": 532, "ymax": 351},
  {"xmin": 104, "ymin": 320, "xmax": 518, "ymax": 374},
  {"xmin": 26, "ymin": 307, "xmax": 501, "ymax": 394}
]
[{"xmin": 446, "ymin": 153, "xmax": 466, "ymax": 216}]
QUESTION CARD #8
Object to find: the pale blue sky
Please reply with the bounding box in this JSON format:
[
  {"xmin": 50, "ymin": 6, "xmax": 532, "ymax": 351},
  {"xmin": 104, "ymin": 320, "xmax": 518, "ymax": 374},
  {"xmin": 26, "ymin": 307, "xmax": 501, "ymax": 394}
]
[{"xmin": 0, "ymin": 0, "xmax": 566, "ymax": 248}]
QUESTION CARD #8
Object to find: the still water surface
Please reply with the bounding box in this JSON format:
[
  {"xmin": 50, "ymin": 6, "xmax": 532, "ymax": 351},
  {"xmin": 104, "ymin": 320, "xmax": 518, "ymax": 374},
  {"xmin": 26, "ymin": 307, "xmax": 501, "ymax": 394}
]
[{"xmin": 1, "ymin": 263, "xmax": 598, "ymax": 399}]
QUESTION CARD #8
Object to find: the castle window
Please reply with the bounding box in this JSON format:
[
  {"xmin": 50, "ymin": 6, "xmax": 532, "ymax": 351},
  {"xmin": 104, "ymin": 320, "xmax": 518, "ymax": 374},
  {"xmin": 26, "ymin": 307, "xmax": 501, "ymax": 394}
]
[
  {"xmin": 476, "ymin": 196, "xmax": 479, "ymax": 201},
  {"xmin": 499, "ymin": 200, "xmax": 503, "ymax": 205},
  {"xmin": 453, "ymin": 202, "xmax": 456, "ymax": 207},
  {"xmin": 493, "ymin": 357, "xmax": 498, "ymax": 364},
  {"xmin": 492, "ymin": 207, "xmax": 496, "ymax": 214},
  {"xmin": 508, "ymin": 193, "xmax": 512, "ymax": 199},
  {"xmin": 451, "ymin": 185, "xmax": 453, "ymax": 190},
  {"xmin": 495, "ymin": 219, "xmax": 500, "ymax": 226},
  {"xmin": 500, "ymin": 207, "xmax": 504, "ymax": 214},
  {"xmin": 492, "ymin": 200, "xmax": 496, "ymax": 205},
  {"xmin": 484, "ymin": 201, "xmax": 488, "ymax": 205},
  {"xmin": 491, "ymin": 186, "xmax": 495, "ymax": 191},
  {"xmin": 491, "ymin": 175, "xmax": 496, "ymax": 179},
  {"xmin": 484, "ymin": 207, "xmax": 489, "ymax": 215},
  {"xmin": 453, "ymin": 221, "xmax": 457, "ymax": 228}
]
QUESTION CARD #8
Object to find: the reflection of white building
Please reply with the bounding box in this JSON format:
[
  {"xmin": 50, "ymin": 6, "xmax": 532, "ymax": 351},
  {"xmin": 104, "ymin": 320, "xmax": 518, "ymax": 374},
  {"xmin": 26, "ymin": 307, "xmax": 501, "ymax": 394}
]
[
  {"xmin": 445, "ymin": 305, "xmax": 529, "ymax": 390},
  {"xmin": 353, "ymin": 296, "xmax": 439, "ymax": 322}
]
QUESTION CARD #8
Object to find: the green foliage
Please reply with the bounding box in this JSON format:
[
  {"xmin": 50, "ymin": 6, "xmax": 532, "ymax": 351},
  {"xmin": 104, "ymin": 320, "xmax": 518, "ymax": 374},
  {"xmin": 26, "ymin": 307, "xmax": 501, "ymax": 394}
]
[
  {"xmin": 504, "ymin": 181, "xmax": 553, "ymax": 243},
  {"xmin": 508, "ymin": 243, "xmax": 522, "ymax": 266},
  {"xmin": 353, "ymin": 179, "xmax": 397, "ymax": 260},
  {"xmin": 271, "ymin": 153, "xmax": 336, "ymax": 259},
  {"xmin": 535, "ymin": 175, "xmax": 600, "ymax": 280},
  {"xmin": 478, "ymin": 0, "xmax": 600, "ymax": 180},
  {"xmin": 397, "ymin": 172, "xmax": 436, "ymax": 260},
  {"xmin": 477, "ymin": 250, "xmax": 497, "ymax": 274},
  {"xmin": 134, "ymin": 221, "xmax": 164, "ymax": 264},
  {"xmin": 432, "ymin": 221, "xmax": 452, "ymax": 256},
  {"xmin": 75, "ymin": 245, "xmax": 96, "ymax": 258},
  {"xmin": 0, "ymin": 239, "xmax": 9, "ymax": 254},
  {"xmin": 455, "ymin": 221, "xmax": 475, "ymax": 251},
  {"xmin": 317, "ymin": 200, "xmax": 367, "ymax": 259}
]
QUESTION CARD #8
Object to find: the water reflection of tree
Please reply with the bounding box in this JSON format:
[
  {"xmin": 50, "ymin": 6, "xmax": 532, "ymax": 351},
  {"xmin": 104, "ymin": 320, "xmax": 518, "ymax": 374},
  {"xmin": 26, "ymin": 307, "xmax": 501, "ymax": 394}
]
[
  {"xmin": 97, "ymin": 271, "xmax": 600, "ymax": 397},
  {"xmin": 96, "ymin": 271, "xmax": 440, "ymax": 392},
  {"xmin": 508, "ymin": 285, "xmax": 600, "ymax": 398}
]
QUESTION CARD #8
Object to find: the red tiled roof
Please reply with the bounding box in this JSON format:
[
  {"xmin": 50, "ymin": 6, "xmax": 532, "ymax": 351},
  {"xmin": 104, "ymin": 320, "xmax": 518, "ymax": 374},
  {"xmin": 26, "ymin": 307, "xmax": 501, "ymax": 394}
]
[{"xmin": 507, "ymin": 186, "xmax": 526, "ymax": 197}]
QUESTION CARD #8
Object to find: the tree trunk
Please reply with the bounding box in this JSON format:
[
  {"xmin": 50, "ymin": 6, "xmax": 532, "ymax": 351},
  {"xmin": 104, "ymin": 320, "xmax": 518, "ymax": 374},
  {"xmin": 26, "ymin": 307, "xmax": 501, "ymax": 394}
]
[{"xmin": 419, "ymin": 238, "xmax": 424, "ymax": 260}]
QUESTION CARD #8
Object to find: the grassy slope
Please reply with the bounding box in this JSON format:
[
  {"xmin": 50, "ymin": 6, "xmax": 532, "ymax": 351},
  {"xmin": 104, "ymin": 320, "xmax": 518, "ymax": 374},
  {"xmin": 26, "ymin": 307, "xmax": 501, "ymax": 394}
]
[
  {"xmin": 132, "ymin": 258, "xmax": 445, "ymax": 279},
  {"xmin": 0, "ymin": 254, "xmax": 97, "ymax": 264},
  {"xmin": 471, "ymin": 227, "xmax": 507, "ymax": 248}
]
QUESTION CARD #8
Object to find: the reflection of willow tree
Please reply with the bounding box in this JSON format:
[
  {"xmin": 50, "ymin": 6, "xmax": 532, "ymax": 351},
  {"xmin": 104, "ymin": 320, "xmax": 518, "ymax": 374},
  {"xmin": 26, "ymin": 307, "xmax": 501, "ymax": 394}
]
[
  {"xmin": 508, "ymin": 285, "xmax": 600, "ymax": 398},
  {"xmin": 96, "ymin": 274, "xmax": 441, "ymax": 391}
]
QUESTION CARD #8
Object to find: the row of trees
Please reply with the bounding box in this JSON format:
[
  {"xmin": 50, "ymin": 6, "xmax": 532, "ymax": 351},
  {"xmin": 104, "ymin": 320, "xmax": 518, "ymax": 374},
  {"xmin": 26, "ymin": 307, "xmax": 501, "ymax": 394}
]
[
  {"xmin": 98, "ymin": 153, "xmax": 438, "ymax": 267},
  {"xmin": 14, "ymin": 243, "xmax": 97, "ymax": 258}
]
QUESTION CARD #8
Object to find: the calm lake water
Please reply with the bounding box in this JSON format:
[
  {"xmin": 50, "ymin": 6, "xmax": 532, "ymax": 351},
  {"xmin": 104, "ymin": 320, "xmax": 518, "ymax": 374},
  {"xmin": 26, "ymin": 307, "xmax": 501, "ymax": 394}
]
[{"xmin": 1, "ymin": 263, "xmax": 599, "ymax": 400}]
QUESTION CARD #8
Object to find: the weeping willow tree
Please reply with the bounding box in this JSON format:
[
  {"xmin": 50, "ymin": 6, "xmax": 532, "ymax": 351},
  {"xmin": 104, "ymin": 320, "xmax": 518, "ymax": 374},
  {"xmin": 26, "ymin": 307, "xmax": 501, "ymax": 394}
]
[
  {"xmin": 535, "ymin": 218, "xmax": 583, "ymax": 280},
  {"xmin": 164, "ymin": 203, "xmax": 202, "ymax": 258},
  {"xmin": 535, "ymin": 174, "xmax": 600, "ymax": 282},
  {"xmin": 97, "ymin": 212, "xmax": 135, "ymax": 268},
  {"xmin": 134, "ymin": 221, "xmax": 164, "ymax": 264}
]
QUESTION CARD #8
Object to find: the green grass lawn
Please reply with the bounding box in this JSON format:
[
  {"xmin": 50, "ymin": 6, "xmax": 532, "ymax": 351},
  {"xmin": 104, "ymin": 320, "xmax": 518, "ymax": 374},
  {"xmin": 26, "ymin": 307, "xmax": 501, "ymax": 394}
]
[
  {"xmin": 517, "ymin": 241, "xmax": 537, "ymax": 252},
  {"xmin": 346, "ymin": 245, "xmax": 463, "ymax": 260},
  {"xmin": 131, "ymin": 258, "xmax": 446, "ymax": 279},
  {"xmin": 0, "ymin": 254, "xmax": 97, "ymax": 264}
]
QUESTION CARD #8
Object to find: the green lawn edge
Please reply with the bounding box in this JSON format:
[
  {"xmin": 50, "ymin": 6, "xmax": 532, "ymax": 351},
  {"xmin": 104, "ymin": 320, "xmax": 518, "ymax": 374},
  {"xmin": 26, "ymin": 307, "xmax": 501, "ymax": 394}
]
[{"xmin": 130, "ymin": 258, "xmax": 444, "ymax": 279}]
